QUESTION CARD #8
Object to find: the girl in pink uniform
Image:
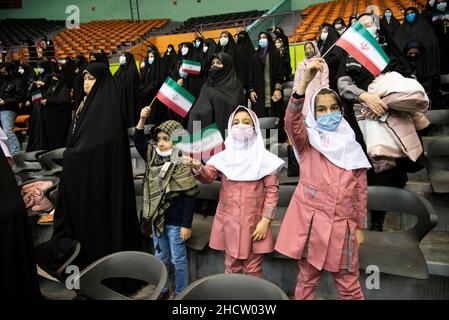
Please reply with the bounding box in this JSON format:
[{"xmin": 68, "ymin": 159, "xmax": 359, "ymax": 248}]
[
  {"xmin": 275, "ymin": 58, "xmax": 371, "ymax": 300},
  {"xmin": 186, "ymin": 106, "xmax": 284, "ymax": 276}
]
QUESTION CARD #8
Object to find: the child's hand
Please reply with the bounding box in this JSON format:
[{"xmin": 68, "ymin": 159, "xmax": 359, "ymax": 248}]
[
  {"xmin": 183, "ymin": 156, "xmax": 202, "ymax": 171},
  {"xmin": 297, "ymin": 58, "xmax": 325, "ymax": 95},
  {"xmin": 252, "ymin": 217, "xmax": 271, "ymax": 242},
  {"xmin": 355, "ymin": 229, "xmax": 365, "ymax": 245},
  {"xmin": 140, "ymin": 106, "xmax": 152, "ymax": 120},
  {"xmin": 180, "ymin": 227, "xmax": 192, "ymax": 241}
]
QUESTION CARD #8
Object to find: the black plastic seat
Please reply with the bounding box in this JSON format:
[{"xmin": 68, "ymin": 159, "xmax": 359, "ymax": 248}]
[
  {"xmin": 258, "ymin": 117, "xmax": 280, "ymax": 130},
  {"xmin": 175, "ymin": 273, "xmax": 289, "ymax": 300},
  {"xmin": 27, "ymin": 148, "xmax": 65, "ymax": 178},
  {"xmin": 426, "ymin": 136, "xmax": 449, "ymax": 193},
  {"xmin": 359, "ymin": 186, "xmax": 438, "ymax": 279},
  {"xmin": 187, "ymin": 181, "xmax": 221, "ymax": 251}
]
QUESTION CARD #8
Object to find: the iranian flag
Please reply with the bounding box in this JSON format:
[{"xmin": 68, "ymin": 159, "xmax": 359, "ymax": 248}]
[
  {"xmin": 181, "ymin": 59, "xmax": 201, "ymax": 75},
  {"xmin": 31, "ymin": 91, "xmax": 42, "ymax": 103},
  {"xmin": 174, "ymin": 123, "xmax": 224, "ymax": 161},
  {"xmin": 156, "ymin": 77, "xmax": 195, "ymax": 118},
  {"xmin": 335, "ymin": 22, "xmax": 390, "ymax": 76}
]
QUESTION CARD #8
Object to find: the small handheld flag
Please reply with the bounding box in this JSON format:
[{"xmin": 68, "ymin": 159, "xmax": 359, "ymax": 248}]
[
  {"xmin": 156, "ymin": 77, "xmax": 195, "ymax": 118},
  {"xmin": 181, "ymin": 59, "xmax": 201, "ymax": 75},
  {"xmin": 174, "ymin": 123, "xmax": 224, "ymax": 161},
  {"xmin": 334, "ymin": 22, "xmax": 390, "ymax": 76}
]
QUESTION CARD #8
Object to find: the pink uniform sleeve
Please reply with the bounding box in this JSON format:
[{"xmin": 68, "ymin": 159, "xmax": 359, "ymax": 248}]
[
  {"xmin": 356, "ymin": 169, "xmax": 368, "ymax": 229},
  {"xmin": 261, "ymin": 174, "xmax": 280, "ymax": 220},
  {"xmin": 193, "ymin": 164, "xmax": 220, "ymax": 184},
  {"xmin": 284, "ymin": 95, "xmax": 309, "ymax": 156}
]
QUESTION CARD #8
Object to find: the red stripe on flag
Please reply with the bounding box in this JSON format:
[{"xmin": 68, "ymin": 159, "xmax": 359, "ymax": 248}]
[
  {"xmin": 181, "ymin": 68, "xmax": 201, "ymax": 75},
  {"xmin": 336, "ymin": 38, "xmax": 382, "ymax": 76},
  {"xmin": 156, "ymin": 92, "xmax": 188, "ymax": 118}
]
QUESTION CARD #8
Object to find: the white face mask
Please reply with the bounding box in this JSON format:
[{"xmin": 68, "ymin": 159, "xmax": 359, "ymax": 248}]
[
  {"xmin": 38, "ymin": 67, "xmax": 45, "ymax": 74},
  {"xmin": 156, "ymin": 147, "xmax": 173, "ymax": 157},
  {"xmin": 167, "ymin": 47, "xmax": 172, "ymax": 52},
  {"xmin": 18, "ymin": 67, "xmax": 25, "ymax": 75},
  {"xmin": 181, "ymin": 47, "xmax": 189, "ymax": 56},
  {"xmin": 366, "ymin": 26, "xmax": 378, "ymax": 38},
  {"xmin": 119, "ymin": 55, "xmax": 126, "ymax": 65},
  {"xmin": 148, "ymin": 57, "xmax": 154, "ymax": 65},
  {"xmin": 429, "ymin": 0, "xmax": 436, "ymax": 7},
  {"xmin": 220, "ymin": 36, "xmax": 229, "ymax": 47},
  {"xmin": 320, "ymin": 32, "xmax": 328, "ymax": 41},
  {"xmin": 203, "ymin": 46, "xmax": 208, "ymax": 53},
  {"xmin": 335, "ymin": 23, "xmax": 342, "ymax": 30}
]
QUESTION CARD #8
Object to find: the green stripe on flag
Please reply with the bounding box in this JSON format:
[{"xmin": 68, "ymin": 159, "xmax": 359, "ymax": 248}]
[
  {"xmin": 171, "ymin": 123, "xmax": 220, "ymax": 144},
  {"xmin": 352, "ymin": 22, "xmax": 390, "ymax": 63},
  {"xmin": 183, "ymin": 59, "xmax": 201, "ymax": 67},
  {"xmin": 165, "ymin": 77, "xmax": 196, "ymax": 104}
]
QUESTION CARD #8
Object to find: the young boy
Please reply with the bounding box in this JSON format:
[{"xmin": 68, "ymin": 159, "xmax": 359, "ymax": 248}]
[{"xmin": 134, "ymin": 106, "xmax": 198, "ymax": 299}]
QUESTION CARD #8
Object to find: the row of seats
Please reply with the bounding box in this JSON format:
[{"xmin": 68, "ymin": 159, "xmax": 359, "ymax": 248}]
[
  {"xmin": 295, "ymin": 0, "xmax": 425, "ymax": 41},
  {"xmin": 172, "ymin": 10, "xmax": 265, "ymax": 34},
  {"xmin": 0, "ymin": 18, "xmax": 65, "ymax": 47},
  {"xmin": 53, "ymin": 19, "xmax": 168, "ymax": 59}
]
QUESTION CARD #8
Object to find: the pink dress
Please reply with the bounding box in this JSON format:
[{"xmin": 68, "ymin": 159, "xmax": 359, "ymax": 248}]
[
  {"xmin": 195, "ymin": 165, "xmax": 279, "ymax": 259},
  {"xmin": 275, "ymin": 95, "xmax": 367, "ymax": 272}
]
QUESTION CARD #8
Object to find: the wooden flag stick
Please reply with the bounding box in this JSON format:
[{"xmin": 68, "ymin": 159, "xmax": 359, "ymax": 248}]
[{"xmin": 321, "ymin": 42, "xmax": 337, "ymax": 59}]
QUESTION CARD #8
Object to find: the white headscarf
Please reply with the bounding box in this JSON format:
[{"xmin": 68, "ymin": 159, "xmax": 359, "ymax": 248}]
[
  {"xmin": 207, "ymin": 106, "xmax": 285, "ymax": 181},
  {"xmin": 304, "ymin": 89, "xmax": 371, "ymax": 170},
  {"xmin": 0, "ymin": 127, "xmax": 11, "ymax": 158}
]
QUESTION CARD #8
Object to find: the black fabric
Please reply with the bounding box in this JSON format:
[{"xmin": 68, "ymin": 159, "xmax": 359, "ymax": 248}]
[
  {"xmin": 273, "ymin": 27, "xmax": 290, "ymax": 48},
  {"xmin": 380, "ymin": 8, "xmax": 401, "ymax": 37},
  {"xmin": 287, "ymin": 145, "xmax": 299, "ymax": 177},
  {"xmin": 394, "ymin": 7, "xmax": 440, "ymax": 80},
  {"xmin": 235, "ymin": 31, "xmax": 256, "ymax": 90},
  {"xmin": 404, "ymin": 40, "xmax": 439, "ymax": 93},
  {"xmin": 140, "ymin": 48, "xmax": 169, "ymax": 127},
  {"xmin": 201, "ymin": 38, "xmax": 217, "ymax": 80},
  {"xmin": 214, "ymin": 30, "xmax": 237, "ymax": 62},
  {"xmin": 169, "ymin": 42, "xmax": 204, "ymax": 126},
  {"xmin": 318, "ymin": 24, "xmax": 343, "ymax": 91},
  {"xmin": 187, "ymin": 52, "xmax": 245, "ymax": 138},
  {"xmin": 162, "ymin": 44, "xmax": 177, "ymax": 73},
  {"xmin": 41, "ymin": 74, "xmax": 72, "ymax": 150},
  {"xmin": 426, "ymin": 3, "xmax": 449, "ymax": 75},
  {"xmin": 72, "ymin": 55, "xmax": 88, "ymax": 108},
  {"xmin": 0, "ymin": 148, "xmax": 41, "ymax": 300},
  {"xmin": 27, "ymin": 60, "xmax": 52, "ymax": 151},
  {"xmin": 248, "ymin": 33, "xmax": 284, "ymax": 116},
  {"xmin": 49, "ymin": 63, "xmax": 141, "ymax": 268},
  {"xmin": 90, "ymin": 51, "xmax": 110, "ymax": 69},
  {"xmin": 113, "ymin": 52, "xmax": 141, "ymax": 128},
  {"xmin": 0, "ymin": 73, "xmax": 24, "ymax": 113},
  {"xmin": 60, "ymin": 58, "xmax": 77, "ymax": 92},
  {"xmin": 332, "ymin": 17, "xmax": 347, "ymax": 34}
]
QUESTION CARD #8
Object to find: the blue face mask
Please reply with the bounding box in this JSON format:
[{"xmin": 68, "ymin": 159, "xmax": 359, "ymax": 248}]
[
  {"xmin": 384, "ymin": 12, "xmax": 392, "ymax": 19},
  {"xmin": 406, "ymin": 13, "xmax": 416, "ymax": 23},
  {"xmin": 259, "ymin": 38, "xmax": 268, "ymax": 48},
  {"xmin": 316, "ymin": 112, "xmax": 342, "ymax": 131}
]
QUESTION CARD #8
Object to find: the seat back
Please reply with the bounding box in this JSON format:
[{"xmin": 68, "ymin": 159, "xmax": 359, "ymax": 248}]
[
  {"xmin": 196, "ymin": 181, "xmax": 221, "ymax": 201},
  {"xmin": 79, "ymin": 251, "xmax": 167, "ymax": 300},
  {"xmin": 258, "ymin": 117, "xmax": 280, "ymax": 130},
  {"xmin": 38, "ymin": 148, "xmax": 65, "ymax": 171},
  {"xmin": 426, "ymin": 136, "xmax": 449, "ymax": 193},
  {"xmin": 276, "ymin": 185, "xmax": 296, "ymax": 221},
  {"xmin": 367, "ymin": 186, "xmax": 437, "ymax": 242},
  {"xmin": 175, "ymin": 273, "xmax": 289, "ymax": 300}
]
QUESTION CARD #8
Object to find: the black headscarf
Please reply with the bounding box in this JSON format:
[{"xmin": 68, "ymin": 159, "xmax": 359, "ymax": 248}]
[
  {"xmin": 40, "ymin": 71, "xmax": 72, "ymax": 150},
  {"xmin": 201, "ymin": 38, "xmax": 217, "ymax": 79},
  {"xmin": 403, "ymin": 40, "xmax": 437, "ymax": 91},
  {"xmin": 394, "ymin": 7, "xmax": 440, "ymax": 78},
  {"xmin": 234, "ymin": 31, "xmax": 256, "ymax": 90},
  {"xmin": 113, "ymin": 52, "xmax": 141, "ymax": 128},
  {"xmin": 348, "ymin": 14, "xmax": 358, "ymax": 27},
  {"xmin": 248, "ymin": 32, "xmax": 284, "ymax": 118},
  {"xmin": 140, "ymin": 47, "xmax": 169, "ymax": 127},
  {"xmin": 0, "ymin": 149, "xmax": 41, "ymax": 300},
  {"xmin": 380, "ymin": 8, "xmax": 401, "ymax": 38},
  {"xmin": 274, "ymin": 27, "xmax": 290, "ymax": 48},
  {"xmin": 427, "ymin": 1, "xmax": 449, "ymax": 75},
  {"xmin": 162, "ymin": 44, "xmax": 177, "ymax": 71},
  {"xmin": 318, "ymin": 23, "xmax": 343, "ymax": 91},
  {"xmin": 188, "ymin": 52, "xmax": 245, "ymax": 138},
  {"xmin": 73, "ymin": 55, "xmax": 88, "ymax": 108},
  {"xmin": 50, "ymin": 63, "xmax": 141, "ymax": 268},
  {"xmin": 60, "ymin": 58, "xmax": 77, "ymax": 90},
  {"xmin": 90, "ymin": 51, "xmax": 110, "ymax": 69},
  {"xmin": 214, "ymin": 30, "xmax": 237, "ymax": 59},
  {"xmin": 333, "ymin": 17, "xmax": 347, "ymax": 34}
]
